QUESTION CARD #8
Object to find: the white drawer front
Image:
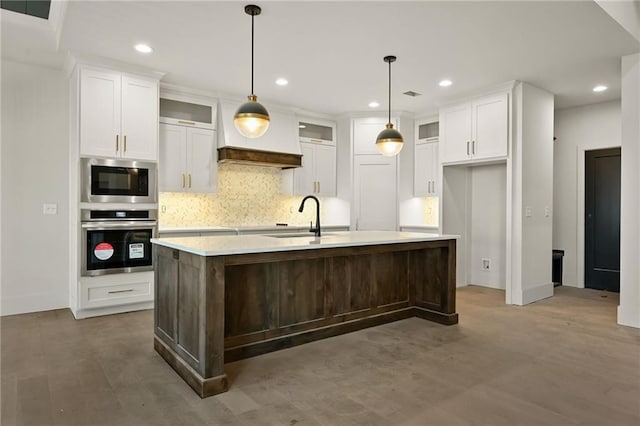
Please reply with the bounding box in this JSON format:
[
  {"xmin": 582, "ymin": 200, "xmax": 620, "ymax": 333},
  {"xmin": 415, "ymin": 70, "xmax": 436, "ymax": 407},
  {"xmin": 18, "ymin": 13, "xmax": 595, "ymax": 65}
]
[{"xmin": 80, "ymin": 273, "xmax": 153, "ymax": 309}]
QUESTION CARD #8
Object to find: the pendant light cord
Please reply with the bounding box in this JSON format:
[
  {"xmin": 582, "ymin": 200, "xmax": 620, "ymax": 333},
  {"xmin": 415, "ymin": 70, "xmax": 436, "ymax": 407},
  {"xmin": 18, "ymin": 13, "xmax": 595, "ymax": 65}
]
[
  {"xmin": 388, "ymin": 59, "xmax": 392, "ymax": 124},
  {"xmin": 251, "ymin": 12, "xmax": 255, "ymax": 95}
]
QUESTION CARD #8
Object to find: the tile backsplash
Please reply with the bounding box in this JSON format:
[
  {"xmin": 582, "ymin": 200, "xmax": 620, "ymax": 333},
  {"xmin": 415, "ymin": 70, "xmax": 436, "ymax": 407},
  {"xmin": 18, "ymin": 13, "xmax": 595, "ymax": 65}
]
[
  {"xmin": 159, "ymin": 163, "xmax": 438, "ymax": 228},
  {"xmin": 159, "ymin": 163, "xmax": 322, "ymax": 227}
]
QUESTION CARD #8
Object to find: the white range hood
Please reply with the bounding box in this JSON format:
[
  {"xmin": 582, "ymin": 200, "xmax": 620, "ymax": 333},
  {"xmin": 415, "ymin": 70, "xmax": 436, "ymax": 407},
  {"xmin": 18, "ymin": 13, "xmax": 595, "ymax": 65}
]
[{"xmin": 217, "ymin": 100, "xmax": 302, "ymax": 168}]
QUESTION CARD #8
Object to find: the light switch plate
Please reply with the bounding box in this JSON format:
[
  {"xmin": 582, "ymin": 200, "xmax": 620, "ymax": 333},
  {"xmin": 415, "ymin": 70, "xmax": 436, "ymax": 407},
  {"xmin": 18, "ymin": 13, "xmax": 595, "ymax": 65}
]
[
  {"xmin": 43, "ymin": 203, "xmax": 57, "ymax": 215},
  {"xmin": 525, "ymin": 206, "xmax": 532, "ymax": 218}
]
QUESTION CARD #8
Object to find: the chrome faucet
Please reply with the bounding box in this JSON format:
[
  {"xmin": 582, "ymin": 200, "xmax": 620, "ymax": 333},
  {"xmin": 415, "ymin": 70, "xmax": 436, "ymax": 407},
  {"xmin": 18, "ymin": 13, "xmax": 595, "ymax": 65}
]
[{"xmin": 298, "ymin": 195, "xmax": 321, "ymax": 237}]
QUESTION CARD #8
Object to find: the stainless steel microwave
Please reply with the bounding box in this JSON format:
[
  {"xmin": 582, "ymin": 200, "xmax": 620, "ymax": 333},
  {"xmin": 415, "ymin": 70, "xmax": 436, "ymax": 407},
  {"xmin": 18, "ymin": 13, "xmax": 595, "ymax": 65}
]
[{"xmin": 81, "ymin": 158, "xmax": 157, "ymax": 204}]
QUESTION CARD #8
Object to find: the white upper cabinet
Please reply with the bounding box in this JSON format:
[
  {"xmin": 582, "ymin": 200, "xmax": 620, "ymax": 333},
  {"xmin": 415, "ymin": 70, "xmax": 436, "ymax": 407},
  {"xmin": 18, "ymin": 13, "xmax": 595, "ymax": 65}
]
[
  {"xmin": 159, "ymin": 93, "xmax": 216, "ymax": 130},
  {"xmin": 287, "ymin": 117, "xmax": 337, "ymax": 197},
  {"xmin": 353, "ymin": 117, "xmax": 399, "ymax": 155},
  {"xmin": 159, "ymin": 123, "xmax": 217, "ymax": 193},
  {"xmin": 414, "ymin": 118, "xmax": 440, "ymax": 197},
  {"xmin": 79, "ymin": 66, "xmax": 158, "ymax": 161},
  {"xmin": 472, "ymin": 93, "xmax": 509, "ymax": 160},
  {"xmin": 440, "ymin": 92, "xmax": 508, "ymax": 164},
  {"xmin": 414, "ymin": 141, "xmax": 439, "ymax": 197}
]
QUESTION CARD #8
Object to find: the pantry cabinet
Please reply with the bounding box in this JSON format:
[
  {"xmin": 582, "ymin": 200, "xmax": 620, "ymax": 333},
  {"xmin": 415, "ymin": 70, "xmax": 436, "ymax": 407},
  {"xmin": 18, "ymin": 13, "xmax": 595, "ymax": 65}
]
[
  {"xmin": 353, "ymin": 117, "xmax": 399, "ymax": 155},
  {"xmin": 80, "ymin": 66, "xmax": 158, "ymax": 161},
  {"xmin": 159, "ymin": 123, "xmax": 217, "ymax": 193},
  {"xmin": 440, "ymin": 93, "xmax": 508, "ymax": 164}
]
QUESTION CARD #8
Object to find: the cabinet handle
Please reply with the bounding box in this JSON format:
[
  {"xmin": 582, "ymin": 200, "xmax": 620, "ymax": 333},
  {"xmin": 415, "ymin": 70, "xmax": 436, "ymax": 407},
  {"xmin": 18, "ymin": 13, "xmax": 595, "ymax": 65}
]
[
  {"xmin": 108, "ymin": 289, "xmax": 134, "ymax": 294},
  {"xmin": 188, "ymin": 174, "xmax": 192, "ymax": 188},
  {"xmin": 466, "ymin": 141, "xmax": 470, "ymax": 156},
  {"xmin": 124, "ymin": 135, "xmax": 127, "ymax": 152},
  {"xmin": 317, "ymin": 181, "xmax": 320, "ymax": 193},
  {"xmin": 472, "ymin": 140, "xmax": 475, "ymax": 154},
  {"xmin": 181, "ymin": 174, "xmax": 185, "ymax": 188},
  {"xmin": 178, "ymin": 120, "xmax": 196, "ymax": 126},
  {"xmin": 116, "ymin": 135, "xmax": 119, "ymax": 152},
  {"xmin": 429, "ymin": 181, "xmax": 432, "ymax": 193}
]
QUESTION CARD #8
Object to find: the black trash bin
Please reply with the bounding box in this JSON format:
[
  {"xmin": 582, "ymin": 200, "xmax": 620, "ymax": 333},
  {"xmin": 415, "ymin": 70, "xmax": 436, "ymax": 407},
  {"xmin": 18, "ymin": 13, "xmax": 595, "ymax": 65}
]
[{"xmin": 552, "ymin": 249, "xmax": 564, "ymax": 286}]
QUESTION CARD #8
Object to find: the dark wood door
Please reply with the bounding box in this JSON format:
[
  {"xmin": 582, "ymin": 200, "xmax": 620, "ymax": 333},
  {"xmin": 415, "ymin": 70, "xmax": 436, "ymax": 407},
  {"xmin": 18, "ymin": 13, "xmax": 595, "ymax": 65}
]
[{"xmin": 585, "ymin": 148, "xmax": 621, "ymax": 292}]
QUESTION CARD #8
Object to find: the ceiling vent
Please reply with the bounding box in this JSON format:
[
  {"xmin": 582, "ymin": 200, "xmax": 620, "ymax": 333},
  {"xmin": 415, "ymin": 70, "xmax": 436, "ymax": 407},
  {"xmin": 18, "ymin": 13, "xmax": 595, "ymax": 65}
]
[{"xmin": 403, "ymin": 91, "xmax": 422, "ymax": 97}]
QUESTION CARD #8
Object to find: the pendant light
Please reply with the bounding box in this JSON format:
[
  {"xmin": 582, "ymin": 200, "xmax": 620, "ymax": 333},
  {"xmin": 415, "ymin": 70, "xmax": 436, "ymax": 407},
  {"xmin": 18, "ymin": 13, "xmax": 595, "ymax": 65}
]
[
  {"xmin": 376, "ymin": 55, "xmax": 404, "ymax": 156},
  {"xmin": 234, "ymin": 4, "xmax": 270, "ymax": 138}
]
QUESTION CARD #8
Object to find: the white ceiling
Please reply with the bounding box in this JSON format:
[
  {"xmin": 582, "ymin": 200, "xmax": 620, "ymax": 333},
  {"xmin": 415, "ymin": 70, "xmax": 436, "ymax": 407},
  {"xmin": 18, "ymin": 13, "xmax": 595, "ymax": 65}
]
[{"xmin": 3, "ymin": 1, "xmax": 639, "ymax": 115}]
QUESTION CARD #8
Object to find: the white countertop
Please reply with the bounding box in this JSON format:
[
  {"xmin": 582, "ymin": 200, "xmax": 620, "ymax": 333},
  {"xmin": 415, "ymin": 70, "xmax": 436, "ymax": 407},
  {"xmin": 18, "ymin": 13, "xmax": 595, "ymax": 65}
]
[
  {"xmin": 158, "ymin": 225, "xmax": 350, "ymax": 234},
  {"xmin": 151, "ymin": 231, "xmax": 459, "ymax": 256}
]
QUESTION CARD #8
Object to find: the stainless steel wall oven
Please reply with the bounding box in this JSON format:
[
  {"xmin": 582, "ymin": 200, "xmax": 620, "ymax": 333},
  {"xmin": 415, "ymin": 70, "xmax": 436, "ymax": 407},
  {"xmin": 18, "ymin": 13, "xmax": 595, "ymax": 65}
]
[
  {"xmin": 81, "ymin": 158, "xmax": 157, "ymax": 204},
  {"xmin": 81, "ymin": 209, "xmax": 157, "ymax": 276}
]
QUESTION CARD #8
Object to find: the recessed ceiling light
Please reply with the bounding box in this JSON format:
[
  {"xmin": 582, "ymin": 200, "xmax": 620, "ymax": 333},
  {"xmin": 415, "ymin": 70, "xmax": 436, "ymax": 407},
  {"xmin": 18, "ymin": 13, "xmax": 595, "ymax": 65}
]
[
  {"xmin": 368, "ymin": 101, "xmax": 380, "ymax": 108},
  {"xmin": 439, "ymin": 79, "xmax": 453, "ymax": 87},
  {"xmin": 276, "ymin": 78, "xmax": 288, "ymax": 86},
  {"xmin": 593, "ymin": 85, "xmax": 608, "ymax": 92},
  {"xmin": 134, "ymin": 43, "xmax": 153, "ymax": 54}
]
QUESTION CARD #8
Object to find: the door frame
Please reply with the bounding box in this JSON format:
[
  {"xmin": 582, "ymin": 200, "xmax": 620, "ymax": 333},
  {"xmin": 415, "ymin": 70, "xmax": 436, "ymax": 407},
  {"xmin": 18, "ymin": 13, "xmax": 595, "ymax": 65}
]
[{"xmin": 577, "ymin": 144, "xmax": 621, "ymax": 288}]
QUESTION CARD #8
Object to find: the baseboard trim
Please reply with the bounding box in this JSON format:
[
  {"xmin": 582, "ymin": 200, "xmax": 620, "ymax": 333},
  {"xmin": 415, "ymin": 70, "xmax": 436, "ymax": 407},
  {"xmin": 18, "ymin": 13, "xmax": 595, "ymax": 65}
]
[
  {"xmin": 73, "ymin": 301, "xmax": 153, "ymax": 319},
  {"xmin": 0, "ymin": 292, "xmax": 68, "ymax": 316},
  {"xmin": 521, "ymin": 282, "xmax": 554, "ymax": 305}
]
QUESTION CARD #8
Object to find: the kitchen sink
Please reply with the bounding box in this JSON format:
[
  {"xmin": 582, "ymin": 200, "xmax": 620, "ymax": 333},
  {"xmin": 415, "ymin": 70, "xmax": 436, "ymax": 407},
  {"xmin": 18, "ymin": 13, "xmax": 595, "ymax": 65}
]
[{"xmin": 265, "ymin": 233, "xmax": 336, "ymax": 238}]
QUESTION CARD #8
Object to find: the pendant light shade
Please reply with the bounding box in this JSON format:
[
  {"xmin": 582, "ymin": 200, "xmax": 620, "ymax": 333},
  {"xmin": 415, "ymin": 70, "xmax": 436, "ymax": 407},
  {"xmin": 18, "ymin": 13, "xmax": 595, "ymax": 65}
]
[
  {"xmin": 376, "ymin": 55, "xmax": 404, "ymax": 156},
  {"xmin": 234, "ymin": 4, "xmax": 270, "ymax": 138}
]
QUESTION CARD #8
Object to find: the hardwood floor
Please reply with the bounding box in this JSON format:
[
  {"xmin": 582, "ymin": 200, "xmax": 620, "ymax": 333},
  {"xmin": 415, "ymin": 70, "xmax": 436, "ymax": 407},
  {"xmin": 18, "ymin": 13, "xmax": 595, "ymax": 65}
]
[{"xmin": 2, "ymin": 286, "xmax": 639, "ymax": 425}]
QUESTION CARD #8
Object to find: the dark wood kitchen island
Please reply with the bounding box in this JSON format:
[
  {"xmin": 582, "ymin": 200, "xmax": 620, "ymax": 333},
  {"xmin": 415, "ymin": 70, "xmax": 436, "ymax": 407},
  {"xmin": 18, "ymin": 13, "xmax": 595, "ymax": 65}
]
[{"xmin": 151, "ymin": 231, "xmax": 458, "ymax": 398}]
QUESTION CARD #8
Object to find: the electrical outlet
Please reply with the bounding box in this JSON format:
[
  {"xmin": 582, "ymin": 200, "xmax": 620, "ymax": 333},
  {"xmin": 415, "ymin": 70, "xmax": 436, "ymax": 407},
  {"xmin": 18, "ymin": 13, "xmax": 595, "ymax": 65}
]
[
  {"xmin": 43, "ymin": 203, "xmax": 57, "ymax": 215},
  {"xmin": 481, "ymin": 258, "xmax": 491, "ymax": 271},
  {"xmin": 545, "ymin": 206, "xmax": 550, "ymax": 217},
  {"xmin": 525, "ymin": 206, "xmax": 533, "ymax": 218},
  {"xmin": 161, "ymin": 205, "xmax": 167, "ymax": 213}
]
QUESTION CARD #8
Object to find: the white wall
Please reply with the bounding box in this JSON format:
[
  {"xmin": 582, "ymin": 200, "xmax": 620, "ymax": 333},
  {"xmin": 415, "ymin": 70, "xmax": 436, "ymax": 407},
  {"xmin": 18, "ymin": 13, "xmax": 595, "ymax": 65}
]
[
  {"xmin": 470, "ymin": 164, "xmax": 507, "ymax": 289},
  {"xmin": 1, "ymin": 61, "xmax": 69, "ymax": 315},
  {"xmin": 553, "ymin": 100, "xmax": 621, "ymax": 287},
  {"xmin": 618, "ymin": 53, "xmax": 640, "ymax": 329}
]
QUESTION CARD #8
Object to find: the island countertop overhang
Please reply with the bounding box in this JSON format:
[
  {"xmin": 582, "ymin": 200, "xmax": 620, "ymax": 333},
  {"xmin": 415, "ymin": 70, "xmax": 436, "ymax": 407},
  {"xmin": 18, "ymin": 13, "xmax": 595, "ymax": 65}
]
[{"xmin": 151, "ymin": 231, "xmax": 459, "ymax": 257}]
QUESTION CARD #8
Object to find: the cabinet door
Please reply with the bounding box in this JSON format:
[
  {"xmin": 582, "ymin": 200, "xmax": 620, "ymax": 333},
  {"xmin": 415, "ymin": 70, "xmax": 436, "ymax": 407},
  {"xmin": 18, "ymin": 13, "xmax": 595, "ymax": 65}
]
[
  {"xmin": 440, "ymin": 103, "xmax": 472, "ymax": 164},
  {"xmin": 186, "ymin": 127, "xmax": 216, "ymax": 193},
  {"xmin": 414, "ymin": 143, "xmax": 431, "ymax": 196},
  {"xmin": 428, "ymin": 142, "xmax": 440, "ymax": 196},
  {"xmin": 121, "ymin": 75, "xmax": 158, "ymax": 161},
  {"xmin": 315, "ymin": 144, "xmax": 336, "ymax": 197},
  {"xmin": 294, "ymin": 142, "xmax": 315, "ymax": 195},
  {"xmin": 159, "ymin": 124, "xmax": 187, "ymax": 192},
  {"xmin": 353, "ymin": 117, "xmax": 398, "ymax": 155},
  {"xmin": 79, "ymin": 67, "xmax": 121, "ymax": 158},
  {"xmin": 354, "ymin": 155, "xmax": 397, "ymax": 231},
  {"xmin": 472, "ymin": 93, "xmax": 508, "ymax": 160}
]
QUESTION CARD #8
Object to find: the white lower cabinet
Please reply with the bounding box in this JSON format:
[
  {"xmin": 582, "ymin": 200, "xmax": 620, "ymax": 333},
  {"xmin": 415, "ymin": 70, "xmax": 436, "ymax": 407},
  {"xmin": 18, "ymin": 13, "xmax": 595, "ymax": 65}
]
[
  {"xmin": 76, "ymin": 271, "xmax": 154, "ymax": 318},
  {"xmin": 414, "ymin": 141, "xmax": 439, "ymax": 197},
  {"xmin": 159, "ymin": 123, "xmax": 217, "ymax": 193},
  {"xmin": 353, "ymin": 155, "xmax": 397, "ymax": 231}
]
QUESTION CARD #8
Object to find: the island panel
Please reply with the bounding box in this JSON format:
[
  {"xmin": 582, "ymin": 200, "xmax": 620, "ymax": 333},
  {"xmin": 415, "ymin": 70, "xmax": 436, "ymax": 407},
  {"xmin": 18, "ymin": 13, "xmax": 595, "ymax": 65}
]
[{"xmin": 154, "ymin": 235, "xmax": 457, "ymax": 398}]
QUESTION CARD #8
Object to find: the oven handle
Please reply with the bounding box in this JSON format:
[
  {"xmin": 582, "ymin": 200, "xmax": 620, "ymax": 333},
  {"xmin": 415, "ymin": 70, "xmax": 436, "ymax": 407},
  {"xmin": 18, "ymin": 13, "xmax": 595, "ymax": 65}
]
[{"xmin": 81, "ymin": 221, "xmax": 157, "ymax": 230}]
